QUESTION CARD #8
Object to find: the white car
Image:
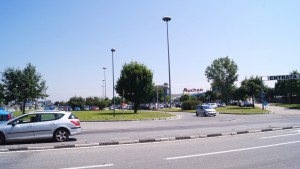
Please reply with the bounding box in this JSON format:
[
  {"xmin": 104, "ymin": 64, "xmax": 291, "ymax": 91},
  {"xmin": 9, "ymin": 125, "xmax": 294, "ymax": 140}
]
[
  {"xmin": 207, "ymin": 103, "xmax": 218, "ymax": 109},
  {"xmin": 0, "ymin": 111, "xmax": 81, "ymax": 144},
  {"xmin": 196, "ymin": 105, "xmax": 217, "ymax": 117}
]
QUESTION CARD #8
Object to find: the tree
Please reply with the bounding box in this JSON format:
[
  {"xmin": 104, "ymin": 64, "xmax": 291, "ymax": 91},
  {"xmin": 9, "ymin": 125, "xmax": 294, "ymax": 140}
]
[
  {"xmin": 0, "ymin": 83, "xmax": 4, "ymax": 105},
  {"xmin": 115, "ymin": 61, "xmax": 154, "ymax": 113},
  {"xmin": 180, "ymin": 94, "xmax": 190, "ymax": 102},
  {"xmin": 205, "ymin": 56, "xmax": 238, "ymax": 104},
  {"xmin": 274, "ymin": 70, "xmax": 300, "ymax": 103},
  {"xmin": 1, "ymin": 63, "xmax": 47, "ymax": 114},
  {"xmin": 68, "ymin": 96, "xmax": 85, "ymax": 110},
  {"xmin": 240, "ymin": 76, "xmax": 263, "ymax": 108}
]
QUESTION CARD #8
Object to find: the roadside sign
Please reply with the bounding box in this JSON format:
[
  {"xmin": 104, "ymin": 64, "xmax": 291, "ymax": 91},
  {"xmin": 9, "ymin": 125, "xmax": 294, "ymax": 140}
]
[
  {"xmin": 267, "ymin": 74, "xmax": 300, "ymax": 81},
  {"xmin": 263, "ymin": 101, "xmax": 268, "ymax": 106}
]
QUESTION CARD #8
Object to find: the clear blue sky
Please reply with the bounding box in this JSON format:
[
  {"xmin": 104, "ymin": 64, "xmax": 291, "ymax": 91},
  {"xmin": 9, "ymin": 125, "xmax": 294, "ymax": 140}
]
[{"xmin": 1, "ymin": 0, "xmax": 299, "ymax": 101}]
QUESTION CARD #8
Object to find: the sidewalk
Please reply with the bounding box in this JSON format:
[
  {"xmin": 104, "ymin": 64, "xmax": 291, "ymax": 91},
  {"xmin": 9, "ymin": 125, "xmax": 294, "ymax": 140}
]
[{"xmin": 256, "ymin": 104, "xmax": 300, "ymax": 116}]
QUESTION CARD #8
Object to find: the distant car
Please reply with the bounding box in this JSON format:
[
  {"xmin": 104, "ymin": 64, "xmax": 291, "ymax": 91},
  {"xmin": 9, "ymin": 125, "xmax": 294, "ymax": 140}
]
[
  {"xmin": 0, "ymin": 110, "xmax": 14, "ymax": 124},
  {"xmin": 239, "ymin": 101, "xmax": 253, "ymax": 107},
  {"xmin": 196, "ymin": 105, "xmax": 217, "ymax": 117},
  {"xmin": 91, "ymin": 106, "xmax": 99, "ymax": 111},
  {"xmin": 83, "ymin": 106, "xmax": 90, "ymax": 111},
  {"xmin": 158, "ymin": 104, "xmax": 164, "ymax": 109},
  {"xmin": 175, "ymin": 102, "xmax": 182, "ymax": 108},
  {"xmin": 0, "ymin": 111, "xmax": 81, "ymax": 144},
  {"xmin": 74, "ymin": 107, "xmax": 81, "ymax": 111},
  {"xmin": 207, "ymin": 103, "xmax": 218, "ymax": 109},
  {"xmin": 44, "ymin": 106, "xmax": 56, "ymax": 110},
  {"xmin": 109, "ymin": 105, "xmax": 115, "ymax": 110},
  {"xmin": 220, "ymin": 103, "xmax": 226, "ymax": 107}
]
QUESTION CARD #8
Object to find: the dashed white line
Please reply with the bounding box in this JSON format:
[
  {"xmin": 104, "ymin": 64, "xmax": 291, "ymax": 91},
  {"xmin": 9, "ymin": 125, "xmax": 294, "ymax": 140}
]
[
  {"xmin": 260, "ymin": 133, "xmax": 300, "ymax": 139},
  {"xmin": 165, "ymin": 141, "xmax": 300, "ymax": 160},
  {"xmin": 59, "ymin": 164, "xmax": 114, "ymax": 169}
]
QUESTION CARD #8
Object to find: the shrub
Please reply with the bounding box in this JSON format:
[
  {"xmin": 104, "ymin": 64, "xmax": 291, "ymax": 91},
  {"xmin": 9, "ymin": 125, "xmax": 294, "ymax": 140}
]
[{"xmin": 181, "ymin": 99, "xmax": 200, "ymax": 110}]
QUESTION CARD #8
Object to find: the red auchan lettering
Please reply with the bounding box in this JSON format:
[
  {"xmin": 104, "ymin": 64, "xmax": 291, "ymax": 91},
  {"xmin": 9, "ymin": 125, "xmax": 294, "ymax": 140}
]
[{"xmin": 183, "ymin": 88, "xmax": 204, "ymax": 93}]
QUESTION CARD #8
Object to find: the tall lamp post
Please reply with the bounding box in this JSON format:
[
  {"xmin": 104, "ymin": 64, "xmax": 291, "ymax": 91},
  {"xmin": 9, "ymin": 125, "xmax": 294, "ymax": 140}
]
[
  {"xmin": 162, "ymin": 16, "xmax": 172, "ymax": 108},
  {"xmin": 111, "ymin": 49, "xmax": 116, "ymax": 117},
  {"xmin": 102, "ymin": 80, "xmax": 105, "ymax": 98},
  {"xmin": 102, "ymin": 67, "xmax": 107, "ymax": 98}
]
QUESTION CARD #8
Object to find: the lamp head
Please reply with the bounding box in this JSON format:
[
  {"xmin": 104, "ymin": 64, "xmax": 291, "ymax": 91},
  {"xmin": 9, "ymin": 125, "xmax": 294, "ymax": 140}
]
[{"xmin": 162, "ymin": 16, "xmax": 171, "ymax": 22}]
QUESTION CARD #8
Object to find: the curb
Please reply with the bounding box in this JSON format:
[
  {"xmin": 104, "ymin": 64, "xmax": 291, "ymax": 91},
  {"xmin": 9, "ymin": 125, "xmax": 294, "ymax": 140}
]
[{"xmin": 1, "ymin": 125, "xmax": 299, "ymax": 152}]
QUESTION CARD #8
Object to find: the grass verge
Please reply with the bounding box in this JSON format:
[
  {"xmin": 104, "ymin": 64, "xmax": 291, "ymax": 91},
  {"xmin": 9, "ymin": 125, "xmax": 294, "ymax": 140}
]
[
  {"xmin": 216, "ymin": 106, "xmax": 268, "ymax": 115},
  {"xmin": 271, "ymin": 103, "xmax": 300, "ymax": 109},
  {"xmin": 13, "ymin": 110, "xmax": 176, "ymax": 121}
]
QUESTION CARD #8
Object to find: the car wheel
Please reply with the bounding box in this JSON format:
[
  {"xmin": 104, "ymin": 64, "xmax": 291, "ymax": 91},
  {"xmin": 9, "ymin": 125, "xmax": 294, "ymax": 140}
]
[
  {"xmin": 54, "ymin": 128, "xmax": 69, "ymax": 142},
  {"xmin": 0, "ymin": 133, "xmax": 5, "ymax": 145}
]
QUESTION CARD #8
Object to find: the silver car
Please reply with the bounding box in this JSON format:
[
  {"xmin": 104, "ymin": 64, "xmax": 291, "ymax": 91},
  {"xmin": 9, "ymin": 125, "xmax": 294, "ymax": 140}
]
[
  {"xmin": 0, "ymin": 111, "xmax": 82, "ymax": 144},
  {"xmin": 196, "ymin": 105, "xmax": 217, "ymax": 117}
]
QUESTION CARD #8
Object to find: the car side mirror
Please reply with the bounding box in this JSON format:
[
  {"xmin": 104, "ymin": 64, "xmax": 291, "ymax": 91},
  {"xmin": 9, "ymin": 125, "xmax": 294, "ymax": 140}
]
[{"xmin": 11, "ymin": 120, "xmax": 19, "ymax": 126}]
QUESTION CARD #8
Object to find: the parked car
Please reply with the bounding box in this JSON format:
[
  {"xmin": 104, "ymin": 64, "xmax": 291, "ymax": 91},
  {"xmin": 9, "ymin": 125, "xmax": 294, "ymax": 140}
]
[
  {"xmin": 0, "ymin": 110, "xmax": 14, "ymax": 124},
  {"xmin": 175, "ymin": 102, "xmax": 182, "ymax": 108},
  {"xmin": 91, "ymin": 106, "xmax": 99, "ymax": 111},
  {"xmin": 196, "ymin": 105, "xmax": 217, "ymax": 117},
  {"xmin": 220, "ymin": 103, "xmax": 226, "ymax": 107},
  {"xmin": 83, "ymin": 106, "xmax": 90, "ymax": 111},
  {"xmin": 74, "ymin": 107, "xmax": 81, "ymax": 111},
  {"xmin": 207, "ymin": 103, "xmax": 218, "ymax": 109},
  {"xmin": 0, "ymin": 111, "xmax": 81, "ymax": 144},
  {"xmin": 158, "ymin": 104, "xmax": 164, "ymax": 109},
  {"xmin": 239, "ymin": 101, "xmax": 253, "ymax": 107}
]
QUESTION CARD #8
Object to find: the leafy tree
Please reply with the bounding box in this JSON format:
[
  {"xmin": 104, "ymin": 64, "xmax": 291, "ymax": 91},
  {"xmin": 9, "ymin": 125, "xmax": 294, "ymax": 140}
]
[
  {"xmin": 240, "ymin": 76, "xmax": 263, "ymax": 108},
  {"xmin": 181, "ymin": 99, "xmax": 200, "ymax": 110},
  {"xmin": 232, "ymin": 86, "xmax": 247, "ymax": 101},
  {"xmin": 203, "ymin": 90, "xmax": 217, "ymax": 103},
  {"xmin": 148, "ymin": 87, "xmax": 164, "ymax": 103},
  {"xmin": 1, "ymin": 63, "xmax": 47, "ymax": 114},
  {"xmin": 68, "ymin": 96, "xmax": 85, "ymax": 110},
  {"xmin": 115, "ymin": 61, "xmax": 153, "ymax": 113},
  {"xmin": 0, "ymin": 83, "xmax": 4, "ymax": 105},
  {"xmin": 180, "ymin": 94, "xmax": 190, "ymax": 102},
  {"xmin": 85, "ymin": 97, "xmax": 100, "ymax": 106},
  {"xmin": 274, "ymin": 70, "xmax": 300, "ymax": 103},
  {"xmin": 205, "ymin": 56, "xmax": 238, "ymax": 104}
]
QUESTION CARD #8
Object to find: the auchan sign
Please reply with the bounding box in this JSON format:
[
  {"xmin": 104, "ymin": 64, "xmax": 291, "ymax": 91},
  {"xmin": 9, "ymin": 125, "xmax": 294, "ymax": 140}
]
[{"xmin": 183, "ymin": 88, "xmax": 204, "ymax": 93}]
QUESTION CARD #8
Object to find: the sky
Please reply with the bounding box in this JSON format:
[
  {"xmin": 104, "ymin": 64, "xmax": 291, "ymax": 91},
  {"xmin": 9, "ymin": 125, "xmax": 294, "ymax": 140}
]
[{"xmin": 0, "ymin": 0, "xmax": 299, "ymax": 102}]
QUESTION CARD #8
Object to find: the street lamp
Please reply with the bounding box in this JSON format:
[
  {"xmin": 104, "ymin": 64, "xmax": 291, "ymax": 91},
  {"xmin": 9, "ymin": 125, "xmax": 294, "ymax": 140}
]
[
  {"xmin": 102, "ymin": 67, "xmax": 107, "ymax": 98},
  {"xmin": 102, "ymin": 80, "xmax": 105, "ymax": 98},
  {"xmin": 111, "ymin": 48, "xmax": 116, "ymax": 117},
  {"xmin": 162, "ymin": 16, "xmax": 172, "ymax": 108}
]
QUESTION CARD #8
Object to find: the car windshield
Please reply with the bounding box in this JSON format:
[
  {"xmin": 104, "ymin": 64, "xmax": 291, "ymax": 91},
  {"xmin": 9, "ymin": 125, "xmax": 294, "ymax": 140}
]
[{"xmin": 203, "ymin": 105, "xmax": 213, "ymax": 109}]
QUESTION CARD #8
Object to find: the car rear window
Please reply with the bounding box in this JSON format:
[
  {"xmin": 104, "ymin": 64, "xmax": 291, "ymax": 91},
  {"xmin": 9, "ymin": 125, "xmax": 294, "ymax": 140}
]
[{"xmin": 68, "ymin": 113, "xmax": 78, "ymax": 119}]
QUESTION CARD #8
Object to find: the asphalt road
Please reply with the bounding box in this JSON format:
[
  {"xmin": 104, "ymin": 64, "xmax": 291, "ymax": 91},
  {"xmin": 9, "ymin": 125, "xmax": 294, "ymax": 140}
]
[
  {"xmin": 1, "ymin": 105, "xmax": 300, "ymax": 149},
  {"xmin": 1, "ymin": 129, "xmax": 300, "ymax": 169}
]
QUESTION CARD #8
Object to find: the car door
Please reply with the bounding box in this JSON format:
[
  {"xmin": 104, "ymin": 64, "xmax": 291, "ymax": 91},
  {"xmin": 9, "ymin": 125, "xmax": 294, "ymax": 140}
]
[
  {"xmin": 5, "ymin": 114, "xmax": 36, "ymax": 141},
  {"xmin": 33, "ymin": 113, "xmax": 58, "ymax": 139}
]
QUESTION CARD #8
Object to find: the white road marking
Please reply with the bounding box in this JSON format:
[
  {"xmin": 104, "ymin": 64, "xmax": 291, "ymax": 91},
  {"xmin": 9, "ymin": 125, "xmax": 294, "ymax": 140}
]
[
  {"xmin": 165, "ymin": 140, "xmax": 300, "ymax": 160},
  {"xmin": 260, "ymin": 133, "xmax": 300, "ymax": 139},
  {"xmin": 59, "ymin": 164, "xmax": 114, "ymax": 169}
]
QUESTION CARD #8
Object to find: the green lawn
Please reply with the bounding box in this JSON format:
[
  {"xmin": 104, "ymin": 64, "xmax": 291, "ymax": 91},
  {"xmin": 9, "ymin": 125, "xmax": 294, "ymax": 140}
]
[
  {"xmin": 271, "ymin": 103, "xmax": 300, "ymax": 109},
  {"xmin": 12, "ymin": 110, "xmax": 175, "ymax": 121},
  {"xmin": 216, "ymin": 106, "xmax": 268, "ymax": 115},
  {"xmin": 12, "ymin": 105, "xmax": 267, "ymax": 120},
  {"xmin": 164, "ymin": 106, "xmax": 268, "ymax": 115}
]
